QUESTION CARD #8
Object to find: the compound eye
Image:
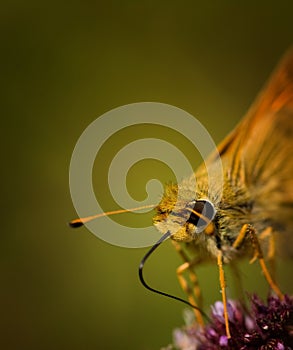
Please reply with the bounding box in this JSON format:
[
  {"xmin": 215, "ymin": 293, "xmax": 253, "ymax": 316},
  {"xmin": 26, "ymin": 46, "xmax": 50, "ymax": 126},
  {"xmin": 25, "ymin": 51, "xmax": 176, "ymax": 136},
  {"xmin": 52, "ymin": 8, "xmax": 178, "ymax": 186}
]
[{"xmin": 187, "ymin": 199, "xmax": 215, "ymax": 232}]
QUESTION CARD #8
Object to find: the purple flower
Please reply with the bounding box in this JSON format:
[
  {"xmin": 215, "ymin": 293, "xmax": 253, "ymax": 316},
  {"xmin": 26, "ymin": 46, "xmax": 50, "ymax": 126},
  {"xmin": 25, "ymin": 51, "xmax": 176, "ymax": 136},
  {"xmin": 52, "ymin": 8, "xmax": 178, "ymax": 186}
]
[{"xmin": 170, "ymin": 295, "xmax": 293, "ymax": 350}]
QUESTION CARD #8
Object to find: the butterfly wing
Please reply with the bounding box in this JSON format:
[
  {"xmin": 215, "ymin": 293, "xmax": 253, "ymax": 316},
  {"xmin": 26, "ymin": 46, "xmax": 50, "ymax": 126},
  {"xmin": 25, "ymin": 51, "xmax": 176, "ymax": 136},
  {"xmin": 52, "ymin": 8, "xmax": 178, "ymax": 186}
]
[
  {"xmin": 208, "ymin": 48, "xmax": 293, "ymax": 256},
  {"xmin": 216, "ymin": 48, "xmax": 293, "ymax": 161}
]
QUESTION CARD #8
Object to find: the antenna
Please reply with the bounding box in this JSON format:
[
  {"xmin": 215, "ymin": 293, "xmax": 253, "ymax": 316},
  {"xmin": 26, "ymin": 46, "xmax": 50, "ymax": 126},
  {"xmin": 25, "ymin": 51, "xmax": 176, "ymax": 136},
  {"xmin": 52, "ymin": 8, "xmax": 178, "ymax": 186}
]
[{"xmin": 69, "ymin": 204, "xmax": 155, "ymax": 228}]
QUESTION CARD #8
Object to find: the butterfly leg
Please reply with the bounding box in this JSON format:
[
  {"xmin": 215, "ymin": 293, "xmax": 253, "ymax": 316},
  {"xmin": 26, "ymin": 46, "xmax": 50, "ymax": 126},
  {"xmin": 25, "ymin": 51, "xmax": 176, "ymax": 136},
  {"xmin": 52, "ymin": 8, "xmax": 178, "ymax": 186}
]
[
  {"xmin": 171, "ymin": 241, "xmax": 204, "ymax": 326},
  {"xmin": 233, "ymin": 224, "xmax": 283, "ymax": 300},
  {"xmin": 258, "ymin": 227, "xmax": 276, "ymax": 279},
  {"xmin": 217, "ymin": 251, "xmax": 231, "ymax": 338}
]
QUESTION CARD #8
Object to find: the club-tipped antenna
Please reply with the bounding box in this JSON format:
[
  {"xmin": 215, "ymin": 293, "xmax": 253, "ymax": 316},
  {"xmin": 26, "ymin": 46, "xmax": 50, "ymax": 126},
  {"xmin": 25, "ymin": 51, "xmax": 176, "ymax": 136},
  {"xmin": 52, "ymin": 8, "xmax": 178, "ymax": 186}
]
[
  {"xmin": 69, "ymin": 204, "xmax": 156, "ymax": 228},
  {"xmin": 139, "ymin": 231, "xmax": 211, "ymax": 322}
]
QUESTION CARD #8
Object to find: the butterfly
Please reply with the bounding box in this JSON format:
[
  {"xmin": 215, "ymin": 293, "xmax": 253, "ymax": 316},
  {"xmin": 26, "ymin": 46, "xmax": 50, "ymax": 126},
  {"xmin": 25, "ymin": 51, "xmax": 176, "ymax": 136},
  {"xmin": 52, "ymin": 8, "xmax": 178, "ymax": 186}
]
[
  {"xmin": 70, "ymin": 49, "xmax": 293, "ymax": 339},
  {"xmin": 142, "ymin": 48, "xmax": 293, "ymax": 338}
]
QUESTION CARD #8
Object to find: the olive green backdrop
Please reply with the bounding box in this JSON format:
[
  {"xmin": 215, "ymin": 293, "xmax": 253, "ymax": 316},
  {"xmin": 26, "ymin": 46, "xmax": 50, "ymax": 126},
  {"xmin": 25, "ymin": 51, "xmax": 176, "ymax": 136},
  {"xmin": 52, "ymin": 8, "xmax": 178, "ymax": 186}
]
[{"xmin": 1, "ymin": 1, "xmax": 293, "ymax": 349}]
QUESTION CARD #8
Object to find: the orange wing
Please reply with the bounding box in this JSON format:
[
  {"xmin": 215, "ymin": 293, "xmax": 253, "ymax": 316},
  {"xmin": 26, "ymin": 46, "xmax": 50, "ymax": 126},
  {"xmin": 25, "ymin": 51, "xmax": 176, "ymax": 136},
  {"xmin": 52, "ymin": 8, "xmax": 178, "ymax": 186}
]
[
  {"xmin": 207, "ymin": 48, "xmax": 293, "ymax": 256},
  {"xmin": 216, "ymin": 48, "xmax": 293, "ymax": 160}
]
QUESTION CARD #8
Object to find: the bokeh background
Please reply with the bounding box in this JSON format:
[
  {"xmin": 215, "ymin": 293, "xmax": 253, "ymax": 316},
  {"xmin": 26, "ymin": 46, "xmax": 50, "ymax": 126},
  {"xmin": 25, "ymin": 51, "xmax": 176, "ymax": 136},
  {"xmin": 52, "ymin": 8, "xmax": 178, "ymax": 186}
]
[{"xmin": 2, "ymin": 1, "xmax": 293, "ymax": 349}]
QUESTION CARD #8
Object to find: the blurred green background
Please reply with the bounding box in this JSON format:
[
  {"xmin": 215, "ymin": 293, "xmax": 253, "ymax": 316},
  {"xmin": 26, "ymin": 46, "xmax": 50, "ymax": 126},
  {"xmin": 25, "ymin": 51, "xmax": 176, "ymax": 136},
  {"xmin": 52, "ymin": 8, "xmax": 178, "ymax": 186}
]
[{"xmin": 2, "ymin": 1, "xmax": 293, "ymax": 349}]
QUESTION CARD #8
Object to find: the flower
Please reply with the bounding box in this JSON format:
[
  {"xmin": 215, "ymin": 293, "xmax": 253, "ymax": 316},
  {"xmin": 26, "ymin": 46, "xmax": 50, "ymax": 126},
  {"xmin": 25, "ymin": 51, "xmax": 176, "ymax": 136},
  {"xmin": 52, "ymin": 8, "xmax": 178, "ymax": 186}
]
[{"xmin": 168, "ymin": 295, "xmax": 293, "ymax": 350}]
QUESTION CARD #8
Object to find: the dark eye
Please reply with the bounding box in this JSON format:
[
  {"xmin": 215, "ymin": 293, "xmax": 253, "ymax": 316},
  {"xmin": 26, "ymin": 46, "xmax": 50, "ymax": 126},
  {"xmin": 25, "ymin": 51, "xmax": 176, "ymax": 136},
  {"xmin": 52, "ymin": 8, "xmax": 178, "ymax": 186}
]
[{"xmin": 187, "ymin": 200, "xmax": 215, "ymax": 230}]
